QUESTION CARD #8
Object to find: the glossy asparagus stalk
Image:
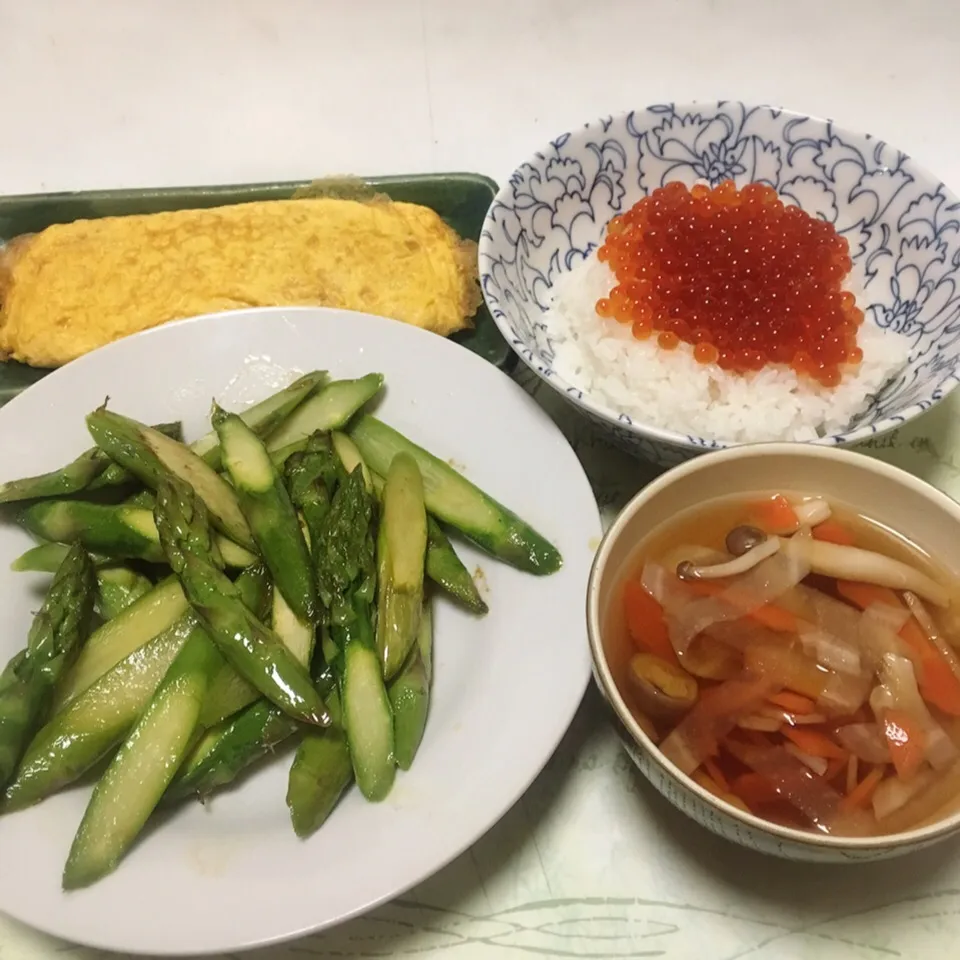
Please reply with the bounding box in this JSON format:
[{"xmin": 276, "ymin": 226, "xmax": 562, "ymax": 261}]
[
  {"xmin": 266, "ymin": 374, "xmax": 384, "ymax": 450},
  {"xmin": 190, "ymin": 371, "xmax": 328, "ymax": 469},
  {"xmin": 215, "ymin": 406, "xmax": 317, "ymax": 622},
  {"xmin": 155, "ymin": 477, "xmax": 330, "ymax": 726},
  {"xmin": 3, "ymin": 565, "xmax": 268, "ymax": 810},
  {"xmin": 316, "ymin": 469, "xmax": 396, "ymax": 801},
  {"xmin": 86, "ymin": 408, "xmax": 255, "ymax": 549},
  {"xmin": 3, "ymin": 617, "xmax": 199, "ymax": 811},
  {"xmin": 286, "ymin": 684, "xmax": 352, "ymax": 837},
  {"xmin": 171, "ymin": 698, "xmax": 298, "ymax": 803},
  {"xmin": 0, "ymin": 545, "xmax": 97, "ymax": 789},
  {"xmin": 95, "ymin": 567, "xmax": 153, "ymax": 620},
  {"xmin": 0, "ymin": 422, "xmax": 182, "ymax": 502},
  {"xmin": 376, "ymin": 453, "xmax": 427, "ymax": 681},
  {"xmin": 389, "ymin": 597, "xmax": 432, "ymax": 770},
  {"xmin": 350, "ymin": 415, "xmax": 562, "ymax": 575},
  {"xmin": 62, "ymin": 627, "xmax": 223, "ymax": 889},
  {"xmin": 332, "ymin": 431, "xmax": 486, "ymax": 613}
]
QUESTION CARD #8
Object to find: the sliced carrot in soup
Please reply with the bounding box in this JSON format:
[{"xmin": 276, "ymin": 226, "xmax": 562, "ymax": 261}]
[{"xmin": 622, "ymin": 579, "xmax": 679, "ymax": 665}]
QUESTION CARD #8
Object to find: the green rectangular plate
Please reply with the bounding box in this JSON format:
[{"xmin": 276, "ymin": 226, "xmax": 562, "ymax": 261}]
[{"xmin": 0, "ymin": 172, "xmax": 511, "ymax": 407}]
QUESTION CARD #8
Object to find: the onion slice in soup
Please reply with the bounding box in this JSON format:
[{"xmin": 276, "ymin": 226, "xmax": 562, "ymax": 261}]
[
  {"xmin": 872, "ymin": 769, "xmax": 936, "ymax": 821},
  {"xmin": 744, "ymin": 641, "xmax": 870, "ymax": 715},
  {"xmin": 836, "ymin": 723, "xmax": 891, "ymax": 764},
  {"xmin": 878, "ymin": 654, "xmax": 959, "ymax": 771},
  {"xmin": 877, "ymin": 759, "xmax": 960, "ymax": 832},
  {"xmin": 784, "ymin": 744, "xmax": 829, "ymax": 776},
  {"xmin": 800, "ymin": 628, "xmax": 862, "ymax": 676},
  {"xmin": 858, "ymin": 603, "xmax": 917, "ymax": 672},
  {"xmin": 791, "ymin": 586, "xmax": 867, "ymax": 676},
  {"xmin": 651, "ymin": 546, "xmax": 810, "ymax": 657}
]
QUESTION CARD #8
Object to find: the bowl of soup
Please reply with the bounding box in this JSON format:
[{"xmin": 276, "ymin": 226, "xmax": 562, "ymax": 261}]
[{"xmin": 587, "ymin": 443, "xmax": 960, "ymax": 861}]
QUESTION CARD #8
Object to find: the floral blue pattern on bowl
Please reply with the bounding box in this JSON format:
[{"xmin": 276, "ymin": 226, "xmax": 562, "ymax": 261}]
[{"xmin": 478, "ymin": 102, "xmax": 960, "ymax": 467}]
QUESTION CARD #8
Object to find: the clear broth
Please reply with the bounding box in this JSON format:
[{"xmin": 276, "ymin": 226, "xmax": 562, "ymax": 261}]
[{"xmin": 604, "ymin": 491, "xmax": 960, "ymax": 835}]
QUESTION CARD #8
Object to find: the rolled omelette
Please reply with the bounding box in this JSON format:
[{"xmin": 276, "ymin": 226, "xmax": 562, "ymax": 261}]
[{"xmin": 0, "ymin": 197, "xmax": 482, "ymax": 368}]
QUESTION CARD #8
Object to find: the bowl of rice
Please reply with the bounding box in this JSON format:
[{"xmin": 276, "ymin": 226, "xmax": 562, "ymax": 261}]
[{"xmin": 478, "ymin": 101, "xmax": 960, "ymax": 467}]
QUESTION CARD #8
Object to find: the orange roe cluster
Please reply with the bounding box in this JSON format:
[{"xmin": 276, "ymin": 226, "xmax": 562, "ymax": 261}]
[{"xmin": 596, "ymin": 181, "xmax": 864, "ymax": 387}]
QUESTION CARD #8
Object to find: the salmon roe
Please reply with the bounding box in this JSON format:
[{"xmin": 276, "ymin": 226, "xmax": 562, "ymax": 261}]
[{"xmin": 596, "ymin": 181, "xmax": 863, "ymax": 387}]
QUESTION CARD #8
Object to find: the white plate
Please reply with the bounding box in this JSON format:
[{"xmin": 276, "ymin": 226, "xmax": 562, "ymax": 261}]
[{"xmin": 0, "ymin": 308, "xmax": 600, "ymax": 956}]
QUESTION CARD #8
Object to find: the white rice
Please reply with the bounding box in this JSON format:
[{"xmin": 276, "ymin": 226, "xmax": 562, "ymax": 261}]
[{"xmin": 543, "ymin": 254, "xmax": 910, "ymax": 443}]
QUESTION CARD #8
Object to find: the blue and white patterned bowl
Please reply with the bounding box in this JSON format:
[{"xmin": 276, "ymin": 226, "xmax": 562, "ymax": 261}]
[{"xmin": 479, "ymin": 102, "xmax": 960, "ymax": 467}]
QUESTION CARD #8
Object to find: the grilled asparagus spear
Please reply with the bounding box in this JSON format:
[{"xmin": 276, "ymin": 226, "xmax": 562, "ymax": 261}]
[
  {"xmin": 266, "ymin": 374, "xmax": 384, "ymax": 450},
  {"xmin": 282, "ymin": 429, "xmax": 342, "ymax": 666},
  {"xmin": 424, "ymin": 517, "xmax": 488, "ymax": 614},
  {"xmin": 287, "ymin": 684, "xmax": 352, "ymax": 837},
  {"xmin": 340, "ymin": 622, "xmax": 395, "ymax": 802},
  {"xmin": 330, "ymin": 432, "xmax": 373, "ymax": 491},
  {"xmin": 95, "ymin": 567, "xmax": 153, "ymax": 620},
  {"xmin": 3, "ymin": 617, "xmax": 198, "ymax": 811},
  {"xmin": 215, "ymin": 406, "xmax": 317, "ymax": 622},
  {"xmin": 272, "ymin": 590, "xmax": 314, "ymax": 670},
  {"xmin": 0, "ymin": 422, "xmax": 182, "ymax": 502},
  {"xmin": 170, "ymin": 593, "xmax": 334, "ymax": 803},
  {"xmin": 124, "ymin": 489, "xmax": 157, "ymax": 509},
  {"xmin": 20, "ymin": 502, "xmax": 166, "ymax": 563},
  {"xmin": 0, "ymin": 544, "xmax": 97, "ymax": 789},
  {"xmin": 350, "ymin": 415, "xmax": 562, "ymax": 575},
  {"xmin": 86, "ymin": 408, "xmax": 255, "ymax": 549},
  {"xmin": 198, "ymin": 669, "xmax": 260, "ymax": 730},
  {"xmin": 269, "ymin": 439, "xmax": 309, "ymax": 471},
  {"xmin": 87, "ymin": 422, "xmax": 185, "ymax": 492},
  {"xmin": 0, "ymin": 449, "xmax": 107, "ymax": 505},
  {"xmin": 18, "ymin": 501, "xmax": 255, "ymax": 569},
  {"xmin": 3, "ymin": 565, "xmax": 268, "ymax": 811},
  {"xmin": 170, "ymin": 606, "xmax": 334, "ymax": 806},
  {"xmin": 190, "ymin": 371, "xmax": 328, "ymax": 469},
  {"xmin": 54, "ymin": 576, "xmax": 189, "ymax": 709},
  {"xmin": 11, "ymin": 547, "xmax": 148, "ymax": 620},
  {"xmin": 183, "ymin": 436, "xmax": 338, "ymax": 731},
  {"xmin": 63, "ymin": 627, "xmax": 223, "ymax": 889},
  {"xmin": 316, "ymin": 468, "xmax": 396, "ymax": 801},
  {"xmin": 17, "ymin": 373, "xmax": 321, "ymax": 503},
  {"xmin": 332, "ymin": 431, "xmax": 486, "ymax": 614},
  {"xmin": 11, "ymin": 542, "xmax": 108, "ymax": 573},
  {"xmin": 389, "ymin": 596, "xmax": 432, "ymax": 770},
  {"xmin": 166, "ymin": 444, "xmax": 393, "ymax": 817},
  {"xmin": 7, "ymin": 374, "xmax": 322, "ymax": 504},
  {"xmin": 169, "ymin": 698, "xmax": 299, "ymax": 803},
  {"xmin": 284, "ymin": 432, "xmax": 344, "ymax": 541},
  {"xmin": 155, "ymin": 477, "xmax": 329, "ymax": 726},
  {"xmin": 376, "ymin": 453, "xmax": 427, "ymax": 680}
]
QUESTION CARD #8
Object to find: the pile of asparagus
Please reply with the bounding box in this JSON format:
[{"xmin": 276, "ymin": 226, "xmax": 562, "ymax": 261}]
[{"xmin": 0, "ymin": 371, "xmax": 561, "ymax": 889}]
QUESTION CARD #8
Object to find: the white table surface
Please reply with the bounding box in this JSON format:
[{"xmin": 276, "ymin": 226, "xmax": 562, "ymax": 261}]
[{"xmin": 3, "ymin": 2, "xmax": 960, "ymax": 958}]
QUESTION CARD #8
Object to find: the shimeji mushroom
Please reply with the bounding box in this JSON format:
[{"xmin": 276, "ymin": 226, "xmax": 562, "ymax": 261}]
[
  {"xmin": 679, "ymin": 522, "xmax": 948, "ymax": 608},
  {"xmin": 676, "ymin": 536, "xmax": 781, "ymax": 582}
]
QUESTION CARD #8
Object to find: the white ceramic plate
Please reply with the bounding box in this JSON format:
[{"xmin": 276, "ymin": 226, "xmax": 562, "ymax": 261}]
[{"xmin": 0, "ymin": 308, "xmax": 600, "ymax": 956}]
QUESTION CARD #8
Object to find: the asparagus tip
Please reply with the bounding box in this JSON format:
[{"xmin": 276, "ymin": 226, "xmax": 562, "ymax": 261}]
[
  {"xmin": 306, "ymin": 706, "xmax": 333, "ymax": 728},
  {"xmin": 210, "ymin": 401, "xmax": 228, "ymax": 428},
  {"xmin": 61, "ymin": 859, "xmax": 105, "ymax": 892}
]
